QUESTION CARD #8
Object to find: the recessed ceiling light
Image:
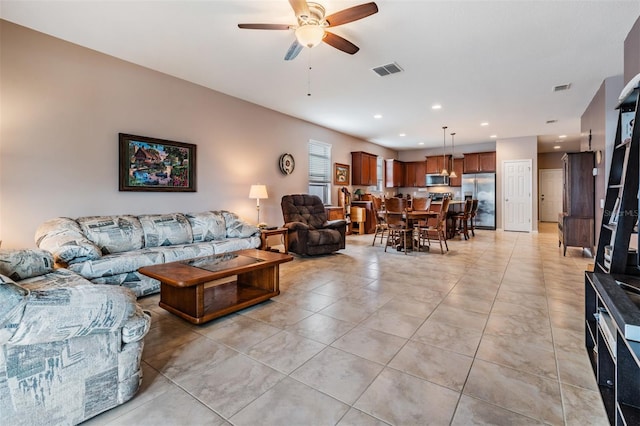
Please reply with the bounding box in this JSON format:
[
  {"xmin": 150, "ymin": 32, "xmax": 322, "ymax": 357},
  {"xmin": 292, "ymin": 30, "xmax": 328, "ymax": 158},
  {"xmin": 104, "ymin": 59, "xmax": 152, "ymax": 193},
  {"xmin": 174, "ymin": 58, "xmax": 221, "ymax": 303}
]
[
  {"xmin": 373, "ymin": 114, "xmax": 382, "ymax": 119},
  {"xmin": 490, "ymin": 135, "xmax": 497, "ymax": 138},
  {"xmin": 418, "ymin": 142, "xmax": 424, "ymax": 146},
  {"xmin": 559, "ymin": 135, "xmax": 567, "ymax": 139},
  {"xmin": 553, "ymin": 145, "xmax": 561, "ymax": 149},
  {"xmin": 399, "ymin": 133, "xmax": 406, "ymax": 137},
  {"xmin": 432, "ymin": 104, "xmax": 442, "ymax": 110},
  {"xmin": 481, "ymin": 122, "xmax": 489, "ymax": 126}
]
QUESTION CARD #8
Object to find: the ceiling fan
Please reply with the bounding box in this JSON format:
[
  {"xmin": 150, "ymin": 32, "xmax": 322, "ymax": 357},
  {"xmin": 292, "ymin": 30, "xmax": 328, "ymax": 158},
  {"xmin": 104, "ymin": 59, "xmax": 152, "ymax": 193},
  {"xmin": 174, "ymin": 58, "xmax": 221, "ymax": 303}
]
[{"xmin": 238, "ymin": 1, "xmax": 378, "ymax": 60}]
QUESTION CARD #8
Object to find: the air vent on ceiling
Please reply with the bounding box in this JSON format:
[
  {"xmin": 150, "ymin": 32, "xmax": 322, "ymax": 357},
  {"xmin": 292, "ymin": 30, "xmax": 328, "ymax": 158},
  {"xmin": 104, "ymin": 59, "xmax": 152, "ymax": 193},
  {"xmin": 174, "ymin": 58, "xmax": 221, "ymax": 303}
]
[
  {"xmin": 553, "ymin": 83, "xmax": 571, "ymax": 92},
  {"xmin": 372, "ymin": 62, "xmax": 403, "ymax": 77},
  {"xmin": 546, "ymin": 119, "xmax": 558, "ymax": 124}
]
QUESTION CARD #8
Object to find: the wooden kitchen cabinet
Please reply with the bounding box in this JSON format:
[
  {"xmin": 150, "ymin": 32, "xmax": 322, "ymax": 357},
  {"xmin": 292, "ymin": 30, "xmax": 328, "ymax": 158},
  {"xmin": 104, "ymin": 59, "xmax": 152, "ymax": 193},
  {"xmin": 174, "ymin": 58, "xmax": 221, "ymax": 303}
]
[
  {"xmin": 426, "ymin": 155, "xmax": 451, "ymax": 174},
  {"xmin": 463, "ymin": 152, "xmax": 496, "ymax": 173},
  {"xmin": 404, "ymin": 161, "xmax": 426, "ymax": 187},
  {"xmin": 385, "ymin": 159, "xmax": 404, "ymax": 187},
  {"xmin": 351, "ymin": 152, "xmax": 378, "ymax": 186},
  {"xmin": 449, "ymin": 158, "xmax": 464, "ymax": 186}
]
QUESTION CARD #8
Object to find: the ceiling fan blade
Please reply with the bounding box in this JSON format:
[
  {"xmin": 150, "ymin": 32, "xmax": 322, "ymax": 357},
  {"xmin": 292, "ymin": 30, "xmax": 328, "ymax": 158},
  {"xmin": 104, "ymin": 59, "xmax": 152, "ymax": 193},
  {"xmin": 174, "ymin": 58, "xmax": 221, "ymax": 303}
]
[
  {"xmin": 323, "ymin": 31, "xmax": 359, "ymax": 55},
  {"xmin": 238, "ymin": 23, "xmax": 292, "ymax": 30},
  {"xmin": 288, "ymin": 0, "xmax": 310, "ymax": 19},
  {"xmin": 325, "ymin": 2, "xmax": 378, "ymax": 27},
  {"xmin": 284, "ymin": 40, "xmax": 303, "ymax": 61}
]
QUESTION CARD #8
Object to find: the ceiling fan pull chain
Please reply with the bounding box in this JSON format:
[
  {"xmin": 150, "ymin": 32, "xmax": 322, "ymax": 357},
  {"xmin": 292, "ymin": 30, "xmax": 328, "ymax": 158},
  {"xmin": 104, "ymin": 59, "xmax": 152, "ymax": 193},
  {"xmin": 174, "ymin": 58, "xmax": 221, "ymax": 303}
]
[{"xmin": 307, "ymin": 49, "xmax": 312, "ymax": 96}]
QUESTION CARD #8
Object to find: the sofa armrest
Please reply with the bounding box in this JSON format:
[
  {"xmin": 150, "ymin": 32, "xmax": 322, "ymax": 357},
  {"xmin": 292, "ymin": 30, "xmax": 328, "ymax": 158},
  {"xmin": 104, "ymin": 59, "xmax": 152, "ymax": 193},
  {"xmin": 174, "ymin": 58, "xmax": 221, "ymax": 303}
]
[
  {"xmin": 284, "ymin": 222, "xmax": 310, "ymax": 232},
  {"xmin": 324, "ymin": 219, "xmax": 347, "ymax": 229},
  {"xmin": 0, "ymin": 248, "xmax": 54, "ymax": 281},
  {"xmin": 35, "ymin": 217, "xmax": 102, "ymax": 264},
  {"xmin": 1, "ymin": 269, "xmax": 144, "ymax": 346}
]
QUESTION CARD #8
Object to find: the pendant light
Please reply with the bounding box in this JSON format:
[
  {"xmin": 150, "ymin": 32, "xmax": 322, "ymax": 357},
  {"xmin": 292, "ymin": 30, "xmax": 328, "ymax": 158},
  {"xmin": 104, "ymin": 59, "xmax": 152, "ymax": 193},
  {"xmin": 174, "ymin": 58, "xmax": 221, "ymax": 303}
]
[
  {"xmin": 449, "ymin": 132, "xmax": 458, "ymax": 179},
  {"xmin": 441, "ymin": 126, "xmax": 449, "ymax": 176}
]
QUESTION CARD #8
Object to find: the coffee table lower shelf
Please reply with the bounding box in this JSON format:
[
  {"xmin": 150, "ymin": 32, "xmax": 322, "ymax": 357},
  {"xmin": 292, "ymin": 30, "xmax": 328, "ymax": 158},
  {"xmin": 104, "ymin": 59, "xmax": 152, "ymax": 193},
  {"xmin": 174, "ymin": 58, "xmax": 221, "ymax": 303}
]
[{"xmin": 160, "ymin": 279, "xmax": 278, "ymax": 324}]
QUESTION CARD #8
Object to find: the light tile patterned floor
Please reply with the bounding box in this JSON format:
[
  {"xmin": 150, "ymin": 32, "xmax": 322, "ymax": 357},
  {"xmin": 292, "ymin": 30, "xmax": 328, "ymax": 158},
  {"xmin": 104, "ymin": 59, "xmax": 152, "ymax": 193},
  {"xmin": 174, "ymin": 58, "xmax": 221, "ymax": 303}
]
[{"xmin": 84, "ymin": 223, "xmax": 608, "ymax": 425}]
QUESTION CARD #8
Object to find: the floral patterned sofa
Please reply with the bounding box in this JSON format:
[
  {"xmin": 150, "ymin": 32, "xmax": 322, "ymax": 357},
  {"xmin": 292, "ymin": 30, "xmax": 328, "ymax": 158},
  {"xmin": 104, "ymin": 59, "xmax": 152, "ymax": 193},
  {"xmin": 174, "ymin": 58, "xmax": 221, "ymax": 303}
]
[
  {"xmin": 35, "ymin": 211, "xmax": 261, "ymax": 297},
  {"xmin": 0, "ymin": 248, "xmax": 151, "ymax": 425}
]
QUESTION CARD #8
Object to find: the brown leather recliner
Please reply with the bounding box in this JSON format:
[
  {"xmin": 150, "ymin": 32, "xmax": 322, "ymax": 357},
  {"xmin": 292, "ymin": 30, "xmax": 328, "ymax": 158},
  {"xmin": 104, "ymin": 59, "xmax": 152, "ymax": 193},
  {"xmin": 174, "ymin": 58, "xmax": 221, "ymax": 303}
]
[{"xmin": 281, "ymin": 194, "xmax": 346, "ymax": 256}]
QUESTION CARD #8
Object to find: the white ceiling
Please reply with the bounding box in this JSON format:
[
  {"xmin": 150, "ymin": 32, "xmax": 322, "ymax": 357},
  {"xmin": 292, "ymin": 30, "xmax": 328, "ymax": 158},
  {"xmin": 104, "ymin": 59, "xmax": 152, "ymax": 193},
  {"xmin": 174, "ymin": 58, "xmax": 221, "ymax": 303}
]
[{"xmin": 2, "ymin": 1, "xmax": 639, "ymax": 152}]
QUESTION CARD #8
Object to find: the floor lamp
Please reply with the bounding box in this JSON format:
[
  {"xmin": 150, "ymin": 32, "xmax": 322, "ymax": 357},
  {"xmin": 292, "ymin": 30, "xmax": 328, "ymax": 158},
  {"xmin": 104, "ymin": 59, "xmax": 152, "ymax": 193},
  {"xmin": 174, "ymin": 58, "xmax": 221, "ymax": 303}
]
[{"xmin": 249, "ymin": 184, "xmax": 268, "ymax": 224}]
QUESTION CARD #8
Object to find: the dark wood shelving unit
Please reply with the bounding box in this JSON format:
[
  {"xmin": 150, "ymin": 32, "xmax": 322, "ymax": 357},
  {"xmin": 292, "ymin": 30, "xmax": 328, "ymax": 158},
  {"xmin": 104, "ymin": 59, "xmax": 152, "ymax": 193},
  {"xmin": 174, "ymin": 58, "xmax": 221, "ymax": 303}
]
[{"xmin": 587, "ymin": 85, "xmax": 640, "ymax": 426}]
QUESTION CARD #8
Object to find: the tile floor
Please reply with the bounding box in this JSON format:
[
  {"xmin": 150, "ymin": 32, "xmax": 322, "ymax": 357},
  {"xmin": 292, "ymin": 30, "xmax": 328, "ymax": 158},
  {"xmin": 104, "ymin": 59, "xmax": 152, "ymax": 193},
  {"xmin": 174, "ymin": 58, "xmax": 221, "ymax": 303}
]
[{"xmin": 84, "ymin": 223, "xmax": 608, "ymax": 425}]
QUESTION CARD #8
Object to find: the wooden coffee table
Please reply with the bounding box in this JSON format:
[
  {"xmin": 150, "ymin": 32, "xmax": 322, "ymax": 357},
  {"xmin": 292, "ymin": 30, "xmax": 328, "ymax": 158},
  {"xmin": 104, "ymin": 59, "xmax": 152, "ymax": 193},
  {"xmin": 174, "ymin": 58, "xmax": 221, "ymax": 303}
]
[{"xmin": 138, "ymin": 249, "xmax": 293, "ymax": 324}]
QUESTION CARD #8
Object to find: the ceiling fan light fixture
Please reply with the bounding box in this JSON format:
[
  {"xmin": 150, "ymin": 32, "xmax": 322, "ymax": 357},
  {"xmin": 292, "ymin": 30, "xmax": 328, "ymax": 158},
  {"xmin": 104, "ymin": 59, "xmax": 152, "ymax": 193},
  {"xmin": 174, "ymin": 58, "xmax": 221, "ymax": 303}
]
[{"xmin": 295, "ymin": 25, "xmax": 325, "ymax": 48}]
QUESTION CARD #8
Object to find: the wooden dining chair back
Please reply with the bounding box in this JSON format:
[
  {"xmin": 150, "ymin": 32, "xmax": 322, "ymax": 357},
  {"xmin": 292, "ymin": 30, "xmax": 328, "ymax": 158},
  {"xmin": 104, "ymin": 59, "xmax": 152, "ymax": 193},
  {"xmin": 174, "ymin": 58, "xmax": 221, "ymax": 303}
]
[
  {"xmin": 452, "ymin": 199, "xmax": 473, "ymax": 240},
  {"xmin": 469, "ymin": 199, "xmax": 479, "ymax": 236},
  {"xmin": 411, "ymin": 197, "xmax": 431, "ymax": 212},
  {"xmin": 371, "ymin": 195, "xmax": 387, "ymax": 246},
  {"xmin": 416, "ymin": 196, "xmax": 450, "ymax": 254},
  {"xmin": 383, "ymin": 197, "xmax": 410, "ymax": 254}
]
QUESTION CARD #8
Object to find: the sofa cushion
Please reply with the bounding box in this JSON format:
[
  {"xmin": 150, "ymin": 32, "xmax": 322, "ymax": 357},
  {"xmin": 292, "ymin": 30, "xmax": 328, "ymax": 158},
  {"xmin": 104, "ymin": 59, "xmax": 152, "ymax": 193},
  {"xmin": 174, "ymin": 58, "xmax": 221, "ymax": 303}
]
[
  {"xmin": 77, "ymin": 216, "xmax": 144, "ymax": 254},
  {"xmin": 35, "ymin": 217, "xmax": 102, "ymax": 264},
  {"xmin": 186, "ymin": 211, "xmax": 226, "ymax": 242},
  {"xmin": 211, "ymin": 236, "xmax": 261, "ymax": 254},
  {"xmin": 222, "ymin": 211, "xmax": 260, "ymax": 238},
  {"xmin": 90, "ymin": 271, "xmax": 160, "ymax": 298},
  {"xmin": 0, "ymin": 249, "xmax": 54, "ymax": 281},
  {"xmin": 139, "ymin": 213, "xmax": 193, "ymax": 247},
  {"xmin": 68, "ymin": 249, "xmax": 164, "ymax": 279},
  {"xmin": 152, "ymin": 243, "xmax": 215, "ymax": 263}
]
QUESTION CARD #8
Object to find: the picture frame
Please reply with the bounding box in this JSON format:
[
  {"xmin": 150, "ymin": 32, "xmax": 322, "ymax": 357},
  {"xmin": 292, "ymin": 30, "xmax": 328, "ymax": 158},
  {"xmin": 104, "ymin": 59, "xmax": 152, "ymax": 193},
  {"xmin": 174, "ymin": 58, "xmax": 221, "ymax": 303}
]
[
  {"xmin": 334, "ymin": 163, "xmax": 350, "ymax": 185},
  {"xmin": 119, "ymin": 133, "xmax": 196, "ymax": 192}
]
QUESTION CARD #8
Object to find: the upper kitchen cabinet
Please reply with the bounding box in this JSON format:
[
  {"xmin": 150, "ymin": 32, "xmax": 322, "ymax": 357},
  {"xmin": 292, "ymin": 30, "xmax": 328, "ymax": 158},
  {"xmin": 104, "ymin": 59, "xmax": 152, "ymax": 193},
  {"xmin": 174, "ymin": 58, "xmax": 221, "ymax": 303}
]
[
  {"xmin": 385, "ymin": 159, "xmax": 404, "ymax": 188},
  {"xmin": 404, "ymin": 161, "xmax": 426, "ymax": 187},
  {"xmin": 351, "ymin": 152, "xmax": 378, "ymax": 186},
  {"xmin": 463, "ymin": 152, "xmax": 496, "ymax": 173},
  {"xmin": 449, "ymin": 158, "xmax": 464, "ymax": 187},
  {"xmin": 426, "ymin": 155, "xmax": 451, "ymax": 174}
]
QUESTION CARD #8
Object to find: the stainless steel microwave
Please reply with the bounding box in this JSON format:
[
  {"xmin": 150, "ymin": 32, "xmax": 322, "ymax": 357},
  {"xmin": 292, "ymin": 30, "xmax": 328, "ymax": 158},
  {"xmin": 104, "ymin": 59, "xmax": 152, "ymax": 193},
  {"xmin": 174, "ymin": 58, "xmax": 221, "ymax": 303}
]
[{"xmin": 425, "ymin": 174, "xmax": 450, "ymax": 186}]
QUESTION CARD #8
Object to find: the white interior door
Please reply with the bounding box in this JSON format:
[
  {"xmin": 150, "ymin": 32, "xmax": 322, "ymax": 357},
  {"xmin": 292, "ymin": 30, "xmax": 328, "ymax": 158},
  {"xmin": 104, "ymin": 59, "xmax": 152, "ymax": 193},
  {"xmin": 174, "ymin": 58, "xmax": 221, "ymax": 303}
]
[
  {"xmin": 539, "ymin": 169, "xmax": 563, "ymax": 222},
  {"xmin": 503, "ymin": 159, "xmax": 532, "ymax": 232}
]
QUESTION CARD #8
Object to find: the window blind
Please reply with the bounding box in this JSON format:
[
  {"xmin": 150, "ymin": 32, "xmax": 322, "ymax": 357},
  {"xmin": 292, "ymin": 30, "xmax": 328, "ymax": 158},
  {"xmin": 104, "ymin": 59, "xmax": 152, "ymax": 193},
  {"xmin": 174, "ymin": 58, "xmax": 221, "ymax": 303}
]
[{"xmin": 308, "ymin": 140, "xmax": 331, "ymax": 183}]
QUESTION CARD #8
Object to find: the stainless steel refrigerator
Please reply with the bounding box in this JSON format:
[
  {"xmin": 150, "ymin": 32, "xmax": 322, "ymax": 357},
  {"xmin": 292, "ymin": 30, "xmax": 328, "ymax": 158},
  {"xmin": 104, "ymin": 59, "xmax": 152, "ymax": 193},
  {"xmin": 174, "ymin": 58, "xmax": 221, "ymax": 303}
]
[{"xmin": 461, "ymin": 173, "xmax": 496, "ymax": 229}]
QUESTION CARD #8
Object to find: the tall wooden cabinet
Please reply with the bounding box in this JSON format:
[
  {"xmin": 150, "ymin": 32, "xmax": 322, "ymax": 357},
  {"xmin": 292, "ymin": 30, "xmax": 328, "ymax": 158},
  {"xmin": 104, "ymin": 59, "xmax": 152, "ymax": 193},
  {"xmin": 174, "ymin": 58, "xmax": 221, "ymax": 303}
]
[
  {"xmin": 351, "ymin": 152, "xmax": 378, "ymax": 186},
  {"xmin": 558, "ymin": 152, "xmax": 594, "ymax": 255}
]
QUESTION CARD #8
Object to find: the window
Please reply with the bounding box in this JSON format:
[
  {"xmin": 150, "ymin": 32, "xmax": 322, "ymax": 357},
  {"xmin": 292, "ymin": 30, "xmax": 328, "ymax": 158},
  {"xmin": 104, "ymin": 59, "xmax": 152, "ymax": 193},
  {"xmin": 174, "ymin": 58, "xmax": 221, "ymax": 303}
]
[
  {"xmin": 377, "ymin": 155, "xmax": 384, "ymax": 192},
  {"xmin": 308, "ymin": 140, "xmax": 331, "ymax": 204}
]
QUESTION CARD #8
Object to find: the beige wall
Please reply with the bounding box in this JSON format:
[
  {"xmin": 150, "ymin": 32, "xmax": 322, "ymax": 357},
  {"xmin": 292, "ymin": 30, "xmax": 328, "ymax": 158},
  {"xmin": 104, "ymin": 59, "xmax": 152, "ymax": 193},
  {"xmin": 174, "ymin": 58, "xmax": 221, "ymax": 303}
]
[
  {"xmin": 537, "ymin": 152, "xmax": 564, "ymax": 170},
  {"xmin": 581, "ymin": 75, "xmax": 623, "ymax": 249},
  {"xmin": 496, "ymin": 136, "xmax": 538, "ymax": 231},
  {"xmin": 0, "ymin": 21, "xmax": 394, "ymax": 248}
]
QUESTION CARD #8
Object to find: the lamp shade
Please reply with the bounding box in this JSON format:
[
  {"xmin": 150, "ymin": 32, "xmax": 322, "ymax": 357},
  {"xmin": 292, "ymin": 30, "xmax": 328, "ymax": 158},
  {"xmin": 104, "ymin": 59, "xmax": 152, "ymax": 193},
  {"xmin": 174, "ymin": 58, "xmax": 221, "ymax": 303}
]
[
  {"xmin": 249, "ymin": 184, "xmax": 268, "ymax": 200},
  {"xmin": 295, "ymin": 25, "xmax": 325, "ymax": 48}
]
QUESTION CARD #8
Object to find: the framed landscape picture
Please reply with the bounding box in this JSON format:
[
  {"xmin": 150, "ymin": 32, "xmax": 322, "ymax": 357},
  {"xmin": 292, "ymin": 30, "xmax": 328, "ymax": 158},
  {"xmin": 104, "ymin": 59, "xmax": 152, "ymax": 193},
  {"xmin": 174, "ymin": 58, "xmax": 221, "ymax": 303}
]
[
  {"xmin": 334, "ymin": 163, "xmax": 350, "ymax": 185},
  {"xmin": 119, "ymin": 133, "xmax": 196, "ymax": 192}
]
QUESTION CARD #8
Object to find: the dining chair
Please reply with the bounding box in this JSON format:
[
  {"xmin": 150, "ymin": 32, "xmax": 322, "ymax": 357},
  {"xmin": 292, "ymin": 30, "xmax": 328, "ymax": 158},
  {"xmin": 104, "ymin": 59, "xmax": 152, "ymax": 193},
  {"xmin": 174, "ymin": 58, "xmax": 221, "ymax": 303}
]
[
  {"xmin": 452, "ymin": 199, "xmax": 473, "ymax": 240},
  {"xmin": 371, "ymin": 195, "xmax": 387, "ymax": 246},
  {"xmin": 415, "ymin": 197, "xmax": 450, "ymax": 254},
  {"xmin": 411, "ymin": 197, "xmax": 431, "ymax": 212},
  {"xmin": 383, "ymin": 197, "xmax": 411, "ymax": 254},
  {"xmin": 469, "ymin": 199, "xmax": 479, "ymax": 236}
]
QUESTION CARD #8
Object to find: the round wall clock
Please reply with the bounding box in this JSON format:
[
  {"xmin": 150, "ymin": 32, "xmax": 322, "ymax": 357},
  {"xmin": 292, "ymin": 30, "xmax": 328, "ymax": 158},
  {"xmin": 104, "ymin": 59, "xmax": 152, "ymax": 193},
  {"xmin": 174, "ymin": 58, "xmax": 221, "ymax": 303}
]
[{"xmin": 279, "ymin": 153, "xmax": 295, "ymax": 175}]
